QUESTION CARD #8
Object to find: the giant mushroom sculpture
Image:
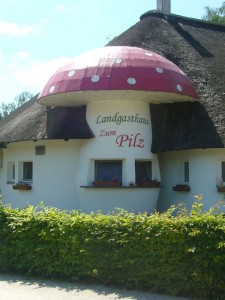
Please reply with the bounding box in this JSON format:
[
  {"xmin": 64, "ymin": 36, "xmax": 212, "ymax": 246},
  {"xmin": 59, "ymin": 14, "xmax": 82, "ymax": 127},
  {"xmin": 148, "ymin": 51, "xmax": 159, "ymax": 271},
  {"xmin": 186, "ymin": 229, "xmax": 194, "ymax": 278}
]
[
  {"xmin": 38, "ymin": 46, "xmax": 198, "ymax": 213},
  {"xmin": 38, "ymin": 46, "xmax": 198, "ymax": 106}
]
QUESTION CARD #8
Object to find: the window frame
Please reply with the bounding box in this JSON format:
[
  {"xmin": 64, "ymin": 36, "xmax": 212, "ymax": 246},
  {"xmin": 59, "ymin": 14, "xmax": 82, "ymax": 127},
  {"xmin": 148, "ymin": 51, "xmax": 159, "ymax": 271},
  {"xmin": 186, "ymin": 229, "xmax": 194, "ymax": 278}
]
[
  {"xmin": 21, "ymin": 161, "xmax": 33, "ymax": 182},
  {"xmin": 221, "ymin": 161, "xmax": 225, "ymax": 182},
  {"xmin": 135, "ymin": 160, "xmax": 152, "ymax": 183},
  {"xmin": 94, "ymin": 160, "xmax": 122, "ymax": 183},
  {"xmin": 35, "ymin": 145, "xmax": 46, "ymax": 155},
  {"xmin": 7, "ymin": 162, "xmax": 16, "ymax": 183},
  {"xmin": 183, "ymin": 161, "xmax": 189, "ymax": 183}
]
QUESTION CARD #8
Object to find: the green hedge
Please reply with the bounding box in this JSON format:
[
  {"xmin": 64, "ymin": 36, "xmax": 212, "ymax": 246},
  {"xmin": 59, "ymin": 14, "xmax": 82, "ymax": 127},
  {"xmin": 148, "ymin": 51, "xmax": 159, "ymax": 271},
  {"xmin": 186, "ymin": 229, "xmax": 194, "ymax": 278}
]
[{"xmin": 0, "ymin": 198, "xmax": 225, "ymax": 299}]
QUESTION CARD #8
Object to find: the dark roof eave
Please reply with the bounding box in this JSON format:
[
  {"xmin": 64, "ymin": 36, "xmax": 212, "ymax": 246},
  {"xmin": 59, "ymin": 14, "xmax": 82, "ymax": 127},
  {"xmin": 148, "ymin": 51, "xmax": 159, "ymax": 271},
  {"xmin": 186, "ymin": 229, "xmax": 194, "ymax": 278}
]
[
  {"xmin": 0, "ymin": 143, "xmax": 7, "ymax": 149},
  {"xmin": 0, "ymin": 137, "xmax": 94, "ymax": 144},
  {"xmin": 0, "ymin": 100, "xmax": 94, "ymax": 143}
]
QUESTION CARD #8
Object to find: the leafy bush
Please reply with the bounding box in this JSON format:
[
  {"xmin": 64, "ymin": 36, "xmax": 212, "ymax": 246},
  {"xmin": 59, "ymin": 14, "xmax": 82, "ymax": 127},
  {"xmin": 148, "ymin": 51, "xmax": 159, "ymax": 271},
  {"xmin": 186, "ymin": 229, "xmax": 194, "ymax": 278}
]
[{"xmin": 0, "ymin": 197, "xmax": 225, "ymax": 299}]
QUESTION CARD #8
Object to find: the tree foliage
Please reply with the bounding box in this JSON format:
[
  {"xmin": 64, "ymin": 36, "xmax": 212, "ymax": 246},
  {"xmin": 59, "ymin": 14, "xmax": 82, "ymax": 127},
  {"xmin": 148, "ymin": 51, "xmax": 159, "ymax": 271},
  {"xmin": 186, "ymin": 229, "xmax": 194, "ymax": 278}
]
[
  {"xmin": 203, "ymin": 2, "xmax": 225, "ymax": 24},
  {"xmin": 0, "ymin": 91, "xmax": 33, "ymax": 119}
]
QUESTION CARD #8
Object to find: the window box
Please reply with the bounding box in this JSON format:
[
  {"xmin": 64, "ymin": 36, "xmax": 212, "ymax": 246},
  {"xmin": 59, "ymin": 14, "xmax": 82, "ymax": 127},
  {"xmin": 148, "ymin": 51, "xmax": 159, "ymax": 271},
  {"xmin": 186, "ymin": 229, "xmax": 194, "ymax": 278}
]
[
  {"xmin": 217, "ymin": 186, "xmax": 225, "ymax": 192},
  {"xmin": 92, "ymin": 179, "xmax": 121, "ymax": 187},
  {"xmin": 13, "ymin": 183, "xmax": 32, "ymax": 190},
  {"xmin": 138, "ymin": 180, "xmax": 161, "ymax": 187},
  {"xmin": 172, "ymin": 184, "xmax": 190, "ymax": 192}
]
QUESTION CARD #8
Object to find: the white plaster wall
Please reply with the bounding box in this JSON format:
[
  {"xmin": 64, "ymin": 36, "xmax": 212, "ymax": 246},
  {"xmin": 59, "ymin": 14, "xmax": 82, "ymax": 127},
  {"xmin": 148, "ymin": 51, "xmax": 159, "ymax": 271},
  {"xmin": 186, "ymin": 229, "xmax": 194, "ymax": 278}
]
[
  {"xmin": 157, "ymin": 149, "xmax": 225, "ymax": 212},
  {"xmin": 86, "ymin": 100, "xmax": 154, "ymax": 163},
  {"xmin": 0, "ymin": 140, "xmax": 81, "ymax": 210},
  {"xmin": 75, "ymin": 99, "xmax": 160, "ymax": 213},
  {"xmin": 0, "ymin": 99, "xmax": 162, "ymax": 214}
]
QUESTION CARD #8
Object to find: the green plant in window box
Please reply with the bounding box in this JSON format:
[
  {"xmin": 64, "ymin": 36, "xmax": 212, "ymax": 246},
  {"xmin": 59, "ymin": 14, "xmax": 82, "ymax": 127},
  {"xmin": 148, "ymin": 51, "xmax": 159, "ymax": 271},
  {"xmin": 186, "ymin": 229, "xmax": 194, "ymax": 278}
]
[
  {"xmin": 139, "ymin": 178, "xmax": 161, "ymax": 187},
  {"xmin": 110, "ymin": 178, "xmax": 121, "ymax": 186},
  {"xmin": 92, "ymin": 178, "xmax": 121, "ymax": 187},
  {"xmin": 217, "ymin": 179, "xmax": 225, "ymax": 192},
  {"xmin": 92, "ymin": 178, "xmax": 102, "ymax": 186},
  {"xmin": 217, "ymin": 186, "xmax": 225, "ymax": 192},
  {"xmin": 172, "ymin": 184, "xmax": 190, "ymax": 192},
  {"xmin": 13, "ymin": 182, "xmax": 32, "ymax": 190}
]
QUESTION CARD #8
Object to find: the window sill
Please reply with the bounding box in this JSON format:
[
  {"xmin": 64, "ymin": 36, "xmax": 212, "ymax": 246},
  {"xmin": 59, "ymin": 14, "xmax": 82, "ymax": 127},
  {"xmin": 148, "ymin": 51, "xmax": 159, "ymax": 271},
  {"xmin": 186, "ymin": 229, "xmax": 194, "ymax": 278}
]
[
  {"xmin": 80, "ymin": 186, "xmax": 162, "ymax": 189},
  {"xmin": 172, "ymin": 184, "xmax": 190, "ymax": 192},
  {"xmin": 137, "ymin": 181, "xmax": 161, "ymax": 187},
  {"xmin": 92, "ymin": 181, "xmax": 122, "ymax": 187},
  {"xmin": 7, "ymin": 181, "xmax": 15, "ymax": 184}
]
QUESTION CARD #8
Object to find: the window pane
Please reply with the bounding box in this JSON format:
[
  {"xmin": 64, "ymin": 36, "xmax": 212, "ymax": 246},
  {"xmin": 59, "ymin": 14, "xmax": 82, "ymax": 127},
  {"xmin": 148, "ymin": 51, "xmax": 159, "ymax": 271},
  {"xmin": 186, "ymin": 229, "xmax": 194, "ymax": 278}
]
[
  {"xmin": 184, "ymin": 161, "xmax": 189, "ymax": 182},
  {"xmin": 135, "ymin": 161, "xmax": 152, "ymax": 182},
  {"xmin": 95, "ymin": 161, "xmax": 122, "ymax": 182},
  {"xmin": 35, "ymin": 145, "xmax": 45, "ymax": 155},
  {"xmin": 222, "ymin": 161, "xmax": 225, "ymax": 182},
  {"xmin": 12, "ymin": 163, "xmax": 15, "ymax": 180},
  {"xmin": 23, "ymin": 162, "xmax": 33, "ymax": 181}
]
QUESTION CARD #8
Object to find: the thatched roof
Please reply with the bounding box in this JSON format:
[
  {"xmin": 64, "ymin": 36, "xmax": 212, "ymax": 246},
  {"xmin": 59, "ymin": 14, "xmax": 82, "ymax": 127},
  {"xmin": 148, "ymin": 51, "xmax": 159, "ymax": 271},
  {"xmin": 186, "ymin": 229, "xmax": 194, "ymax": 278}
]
[
  {"xmin": 0, "ymin": 11, "xmax": 224, "ymax": 153},
  {"xmin": 0, "ymin": 95, "xmax": 94, "ymax": 145},
  {"xmin": 108, "ymin": 11, "xmax": 225, "ymax": 152}
]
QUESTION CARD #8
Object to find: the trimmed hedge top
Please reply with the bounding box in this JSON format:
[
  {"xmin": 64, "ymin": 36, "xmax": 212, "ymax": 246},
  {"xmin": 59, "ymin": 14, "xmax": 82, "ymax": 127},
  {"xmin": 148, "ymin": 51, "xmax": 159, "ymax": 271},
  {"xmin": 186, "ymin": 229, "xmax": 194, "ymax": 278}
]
[{"xmin": 0, "ymin": 197, "xmax": 225, "ymax": 299}]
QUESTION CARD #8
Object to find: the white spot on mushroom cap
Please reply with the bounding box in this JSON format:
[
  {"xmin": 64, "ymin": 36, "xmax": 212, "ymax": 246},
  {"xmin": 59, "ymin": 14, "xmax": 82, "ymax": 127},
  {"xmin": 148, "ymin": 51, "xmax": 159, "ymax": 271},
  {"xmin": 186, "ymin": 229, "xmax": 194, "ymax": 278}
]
[
  {"xmin": 156, "ymin": 67, "xmax": 164, "ymax": 74},
  {"xmin": 145, "ymin": 52, "xmax": 153, "ymax": 56},
  {"xmin": 176, "ymin": 84, "xmax": 183, "ymax": 92},
  {"xmin": 127, "ymin": 77, "xmax": 136, "ymax": 85},
  {"xmin": 91, "ymin": 75, "xmax": 100, "ymax": 82},
  {"xmin": 68, "ymin": 70, "xmax": 76, "ymax": 77},
  {"xmin": 49, "ymin": 86, "xmax": 55, "ymax": 93},
  {"xmin": 113, "ymin": 58, "xmax": 122, "ymax": 64}
]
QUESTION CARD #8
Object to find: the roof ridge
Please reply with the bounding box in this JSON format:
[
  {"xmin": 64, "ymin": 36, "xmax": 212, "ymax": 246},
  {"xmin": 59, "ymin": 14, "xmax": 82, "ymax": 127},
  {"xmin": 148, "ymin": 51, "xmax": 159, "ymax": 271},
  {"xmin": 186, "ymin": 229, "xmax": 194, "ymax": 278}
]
[{"xmin": 140, "ymin": 10, "xmax": 225, "ymax": 32}]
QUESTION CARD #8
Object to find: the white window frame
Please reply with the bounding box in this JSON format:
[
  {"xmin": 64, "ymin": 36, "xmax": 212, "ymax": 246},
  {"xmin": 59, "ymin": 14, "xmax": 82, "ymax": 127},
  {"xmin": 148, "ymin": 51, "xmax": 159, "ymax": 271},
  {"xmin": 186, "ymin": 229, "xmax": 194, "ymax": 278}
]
[
  {"xmin": 19, "ymin": 161, "xmax": 33, "ymax": 183},
  {"xmin": 7, "ymin": 162, "xmax": 15, "ymax": 183}
]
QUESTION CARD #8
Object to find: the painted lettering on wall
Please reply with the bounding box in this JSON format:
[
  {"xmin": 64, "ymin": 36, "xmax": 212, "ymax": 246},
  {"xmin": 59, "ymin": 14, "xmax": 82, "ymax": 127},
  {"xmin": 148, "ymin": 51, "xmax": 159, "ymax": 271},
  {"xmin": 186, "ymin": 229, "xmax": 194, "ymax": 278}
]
[
  {"xmin": 96, "ymin": 112, "xmax": 150, "ymax": 126},
  {"xmin": 98, "ymin": 129, "xmax": 145, "ymax": 148},
  {"xmin": 99, "ymin": 130, "xmax": 117, "ymax": 137},
  {"xmin": 116, "ymin": 133, "xmax": 144, "ymax": 148}
]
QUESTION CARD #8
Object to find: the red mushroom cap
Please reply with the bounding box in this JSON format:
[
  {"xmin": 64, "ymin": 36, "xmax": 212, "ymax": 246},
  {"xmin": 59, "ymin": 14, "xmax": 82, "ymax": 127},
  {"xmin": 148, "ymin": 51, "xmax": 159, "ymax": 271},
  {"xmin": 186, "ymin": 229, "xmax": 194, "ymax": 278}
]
[{"xmin": 38, "ymin": 46, "xmax": 199, "ymax": 106}]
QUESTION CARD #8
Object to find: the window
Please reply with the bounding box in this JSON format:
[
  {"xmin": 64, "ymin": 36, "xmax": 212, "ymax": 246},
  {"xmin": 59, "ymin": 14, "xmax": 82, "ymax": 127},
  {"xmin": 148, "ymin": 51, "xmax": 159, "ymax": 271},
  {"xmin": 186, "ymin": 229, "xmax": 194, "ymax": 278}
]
[
  {"xmin": 95, "ymin": 160, "xmax": 122, "ymax": 182},
  {"xmin": 221, "ymin": 161, "xmax": 225, "ymax": 182},
  {"xmin": 35, "ymin": 145, "xmax": 45, "ymax": 155},
  {"xmin": 183, "ymin": 161, "xmax": 189, "ymax": 183},
  {"xmin": 7, "ymin": 162, "xmax": 15, "ymax": 183},
  {"xmin": 0, "ymin": 149, "xmax": 3, "ymax": 168},
  {"xmin": 23, "ymin": 162, "xmax": 33, "ymax": 182},
  {"xmin": 135, "ymin": 161, "xmax": 152, "ymax": 182}
]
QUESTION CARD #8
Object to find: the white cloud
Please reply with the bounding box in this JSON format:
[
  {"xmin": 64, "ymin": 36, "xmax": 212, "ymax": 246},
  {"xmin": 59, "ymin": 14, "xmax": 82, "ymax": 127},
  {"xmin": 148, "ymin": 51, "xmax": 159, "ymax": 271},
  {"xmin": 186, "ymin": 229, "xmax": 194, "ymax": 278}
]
[
  {"xmin": 39, "ymin": 18, "xmax": 50, "ymax": 25},
  {"xmin": 16, "ymin": 51, "xmax": 30, "ymax": 59},
  {"xmin": 56, "ymin": 4, "xmax": 66, "ymax": 12},
  {"xmin": 0, "ymin": 19, "xmax": 50, "ymax": 36},
  {"xmin": 8, "ymin": 57, "xmax": 72, "ymax": 89},
  {"xmin": 0, "ymin": 49, "xmax": 3, "ymax": 63},
  {"xmin": 0, "ymin": 21, "xmax": 33, "ymax": 36}
]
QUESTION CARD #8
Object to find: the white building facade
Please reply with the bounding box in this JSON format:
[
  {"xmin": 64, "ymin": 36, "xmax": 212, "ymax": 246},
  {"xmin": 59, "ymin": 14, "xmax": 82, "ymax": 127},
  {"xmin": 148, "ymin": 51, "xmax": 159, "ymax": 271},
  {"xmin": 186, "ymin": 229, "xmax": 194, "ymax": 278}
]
[{"xmin": 0, "ymin": 46, "xmax": 224, "ymax": 213}]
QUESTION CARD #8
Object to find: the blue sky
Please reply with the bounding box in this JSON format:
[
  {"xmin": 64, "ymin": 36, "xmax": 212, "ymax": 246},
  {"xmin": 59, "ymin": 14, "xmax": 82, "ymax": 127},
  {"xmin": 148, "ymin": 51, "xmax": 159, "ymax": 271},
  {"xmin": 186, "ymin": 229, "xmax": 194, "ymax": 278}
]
[{"xmin": 0, "ymin": 0, "xmax": 223, "ymax": 104}]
